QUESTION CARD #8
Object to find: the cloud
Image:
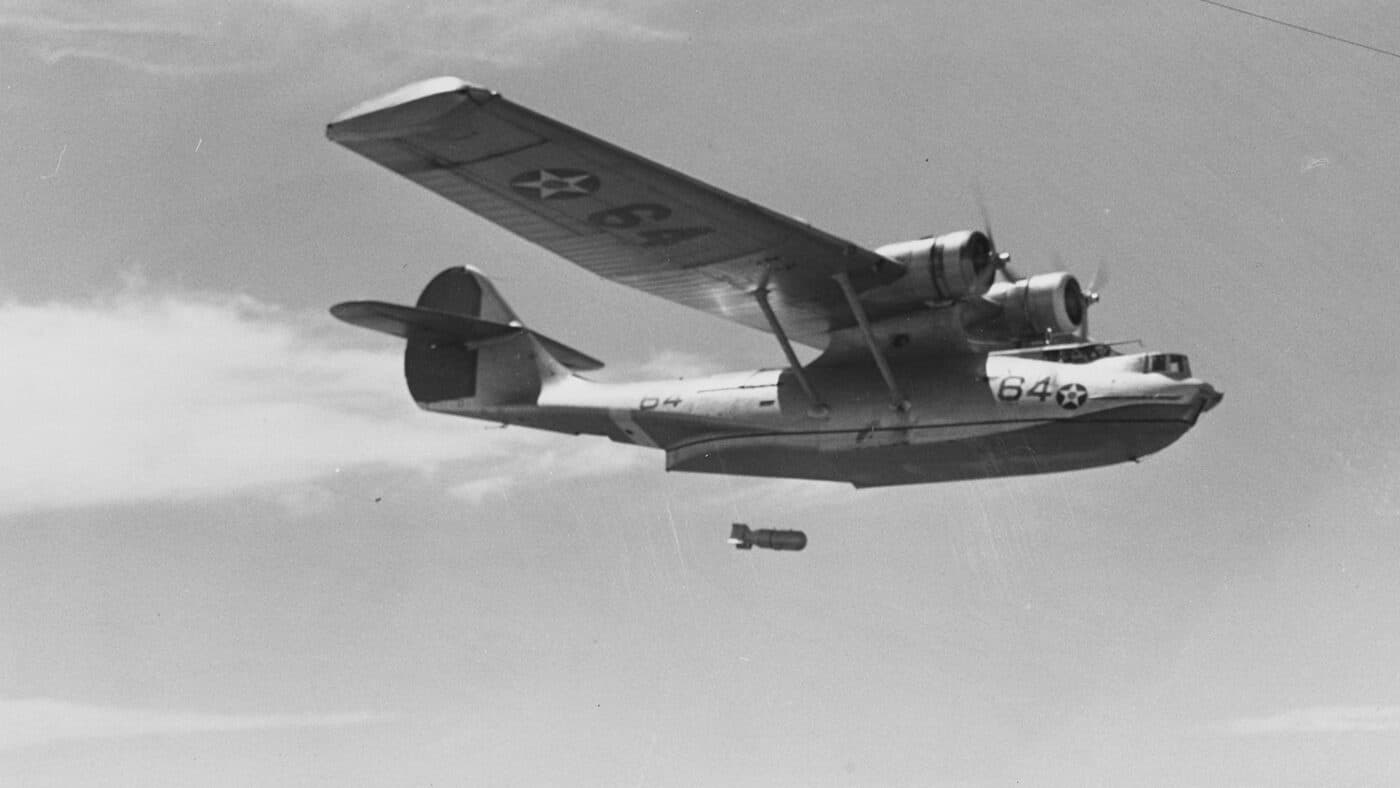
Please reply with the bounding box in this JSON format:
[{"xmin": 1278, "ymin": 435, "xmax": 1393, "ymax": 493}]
[
  {"xmin": 0, "ymin": 284, "xmax": 641, "ymax": 517},
  {"xmin": 32, "ymin": 46, "xmax": 263, "ymax": 76},
  {"xmin": 447, "ymin": 439, "xmax": 652, "ymax": 504},
  {"xmin": 1, "ymin": 0, "xmax": 685, "ymax": 76},
  {"xmin": 0, "ymin": 14, "xmax": 200, "ymax": 37},
  {"xmin": 0, "ymin": 697, "xmax": 382, "ymax": 751},
  {"xmin": 1223, "ymin": 706, "xmax": 1400, "ymax": 735}
]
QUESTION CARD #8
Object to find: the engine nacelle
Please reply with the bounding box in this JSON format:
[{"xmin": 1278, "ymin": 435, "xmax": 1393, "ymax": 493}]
[
  {"xmin": 984, "ymin": 272, "xmax": 1086, "ymax": 337},
  {"xmin": 873, "ymin": 230, "xmax": 995, "ymax": 302}
]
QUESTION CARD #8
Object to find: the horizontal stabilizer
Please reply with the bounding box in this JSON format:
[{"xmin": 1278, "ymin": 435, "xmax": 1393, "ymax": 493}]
[
  {"xmin": 531, "ymin": 334, "xmax": 605, "ymax": 372},
  {"xmin": 331, "ymin": 301, "xmax": 604, "ymax": 371},
  {"xmin": 331, "ymin": 300, "xmax": 517, "ymax": 343}
]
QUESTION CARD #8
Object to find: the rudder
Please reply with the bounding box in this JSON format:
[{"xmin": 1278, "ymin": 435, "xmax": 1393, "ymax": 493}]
[{"xmin": 405, "ymin": 267, "xmax": 541, "ymax": 406}]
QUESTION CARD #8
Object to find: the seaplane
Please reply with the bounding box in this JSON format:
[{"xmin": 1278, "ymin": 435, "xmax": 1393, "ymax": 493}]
[{"xmin": 326, "ymin": 78, "xmax": 1222, "ymax": 547}]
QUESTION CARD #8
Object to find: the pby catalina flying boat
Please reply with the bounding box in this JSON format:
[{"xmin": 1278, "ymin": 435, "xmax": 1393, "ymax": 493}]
[{"xmin": 327, "ymin": 77, "xmax": 1222, "ymax": 497}]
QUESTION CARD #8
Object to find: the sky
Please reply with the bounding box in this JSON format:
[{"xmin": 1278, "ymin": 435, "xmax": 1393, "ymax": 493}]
[{"xmin": 3, "ymin": 0, "xmax": 1400, "ymax": 785}]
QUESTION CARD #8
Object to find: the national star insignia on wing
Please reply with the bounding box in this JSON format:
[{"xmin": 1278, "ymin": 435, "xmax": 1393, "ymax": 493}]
[{"xmin": 509, "ymin": 168, "xmax": 600, "ymax": 200}]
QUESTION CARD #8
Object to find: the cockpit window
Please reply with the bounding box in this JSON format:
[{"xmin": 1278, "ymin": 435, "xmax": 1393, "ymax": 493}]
[
  {"xmin": 1042, "ymin": 344, "xmax": 1113, "ymax": 364},
  {"xmin": 1146, "ymin": 354, "xmax": 1191, "ymax": 376}
]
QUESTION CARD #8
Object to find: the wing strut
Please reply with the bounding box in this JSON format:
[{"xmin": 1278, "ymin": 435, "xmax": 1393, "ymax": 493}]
[
  {"xmin": 833, "ymin": 271, "xmax": 911, "ymax": 412},
  {"xmin": 754, "ymin": 275, "xmax": 828, "ymax": 418}
]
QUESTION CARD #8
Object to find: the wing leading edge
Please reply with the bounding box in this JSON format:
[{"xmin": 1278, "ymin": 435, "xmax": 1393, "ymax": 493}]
[{"xmin": 326, "ymin": 77, "xmax": 904, "ymax": 348}]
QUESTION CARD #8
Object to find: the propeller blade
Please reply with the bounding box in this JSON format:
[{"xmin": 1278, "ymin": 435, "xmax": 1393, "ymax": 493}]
[
  {"xmin": 1079, "ymin": 260, "xmax": 1108, "ymax": 339},
  {"xmin": 972, "ymin": 182, "xmax": 994, "ymax": 247},
  {"xmin": 972, "ymin": 186, "xmax": 1024, "ymax": 284},
  {"xmin": 1088, "ymin": 259, "xmax": 1109, "ymax": 295}
]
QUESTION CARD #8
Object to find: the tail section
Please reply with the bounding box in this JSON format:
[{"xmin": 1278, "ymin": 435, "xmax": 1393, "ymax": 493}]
[
  {"xmin": 416, "ymin": 264, "xmax": 517, "ymax": 324},
  {"xmin": 407, "ymin": 267, "xmax": 534, "ymax": 406},
  {"xmin": 332, "ymin": 267, "xmax": 602, "ymax": 409}
]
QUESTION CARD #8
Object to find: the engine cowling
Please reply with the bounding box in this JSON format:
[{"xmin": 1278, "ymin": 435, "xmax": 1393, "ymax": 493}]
[
  {"xmin": 984, "ymin": 272, "xmax": 1086, "ymax": 337},
  {"xmin": 874, "ymin": 230, "xmax": 995, "ymax": 302}
]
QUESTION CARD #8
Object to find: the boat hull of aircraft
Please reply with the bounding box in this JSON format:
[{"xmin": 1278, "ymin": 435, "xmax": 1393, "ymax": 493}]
[
  {"xmin": 665, "ymin": 401, "xmax": 1207, "ymax": 487},
  {"xmin": 421, "ymin": 373, "xmax": 1215, "ymax": 488}
]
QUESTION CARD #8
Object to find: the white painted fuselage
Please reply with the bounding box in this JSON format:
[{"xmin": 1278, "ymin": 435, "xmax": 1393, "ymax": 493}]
[{"xmin": 421, "ymin": 349, "xmax": 1221, "ymax": 487}]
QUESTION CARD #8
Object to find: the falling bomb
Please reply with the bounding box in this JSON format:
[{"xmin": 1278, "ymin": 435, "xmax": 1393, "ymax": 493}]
[{"xmin": 729, "ymin": 523, "xmax": 807, "ymax": 551}]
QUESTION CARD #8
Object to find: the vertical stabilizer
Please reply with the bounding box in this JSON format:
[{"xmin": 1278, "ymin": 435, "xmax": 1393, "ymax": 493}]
[
  {"xmin": 405, "ymin": 267, "xmax": 542, "ymax": 407},
  {"xmin": 415, "ymin": 265, "xmax": 517, "ymax": 323}
]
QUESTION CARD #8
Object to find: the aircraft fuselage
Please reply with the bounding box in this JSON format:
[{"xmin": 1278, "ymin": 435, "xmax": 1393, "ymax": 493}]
[{"xmin": 420, "ymin": 349, "xmax": 1221, "ymax": 487}]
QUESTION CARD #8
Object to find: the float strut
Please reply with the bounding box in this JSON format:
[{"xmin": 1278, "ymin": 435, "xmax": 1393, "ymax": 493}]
[
  {"xmin": 753, "ymin": 279, "xmax": 827, "ymax": 418},
  {"xmin": 833, "ymin": 271, "xmax": 910, "ymax": 412}
]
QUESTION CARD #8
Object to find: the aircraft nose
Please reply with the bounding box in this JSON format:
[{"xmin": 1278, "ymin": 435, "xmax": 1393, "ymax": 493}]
[{"xmin": 1197, "ymin": 382, "xmax": 1223, "ymax": 413}]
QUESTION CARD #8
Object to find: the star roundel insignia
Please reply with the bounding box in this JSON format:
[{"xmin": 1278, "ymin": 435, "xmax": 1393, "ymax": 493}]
[
  {"xmin": 1056, "ymin": 383, "xmax": 1089, "ymax": 410},
  {"xmin": 509, "ymin": 168, "xmax": 600, "ymax": 200}
]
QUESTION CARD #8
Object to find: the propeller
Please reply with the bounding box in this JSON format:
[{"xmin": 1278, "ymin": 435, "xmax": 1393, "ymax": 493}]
[
  {"xmin": 973, "ymin": 189, "xmax": 1022, "ymax": 285},
  {"xmin": 969, "ymin": 187, "xmax": 1108, "ymax": 340},
  {"xmin": 1077, "ymin": 260, "xmax": 1109, "ymax": 340},
  {"xmin": 1048, "ymin": 252, "xmax": 1108, "ymax": 340}
]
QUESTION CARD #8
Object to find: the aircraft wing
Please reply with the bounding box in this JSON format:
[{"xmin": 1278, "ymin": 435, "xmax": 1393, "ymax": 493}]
[{"xmin": 326, "ymin": 78, "xmax": 905, "ymax": 347}]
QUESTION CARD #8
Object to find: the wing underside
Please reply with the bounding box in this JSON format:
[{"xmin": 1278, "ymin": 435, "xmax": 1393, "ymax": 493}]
[{"xmin": 326, "ymin": 78, "xmax": 904, "ymax": 347}]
